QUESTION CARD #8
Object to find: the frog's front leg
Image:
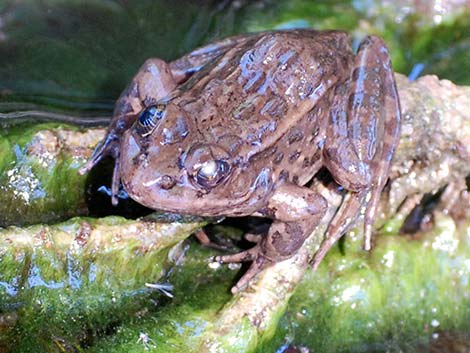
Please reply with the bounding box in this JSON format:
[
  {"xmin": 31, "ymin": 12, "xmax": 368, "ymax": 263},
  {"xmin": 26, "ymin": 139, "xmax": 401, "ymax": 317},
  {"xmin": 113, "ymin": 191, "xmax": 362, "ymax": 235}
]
[
  {"xmin": 216, "ymin": 183, "xmax": 327, "ymax": 293},
  {"xmin": 79, "ymin": 58, "xmax": 179, "ymax": 204},
  {"xmin": 311, "ymin": 36, "xmax": 401, "ymax": 270}
]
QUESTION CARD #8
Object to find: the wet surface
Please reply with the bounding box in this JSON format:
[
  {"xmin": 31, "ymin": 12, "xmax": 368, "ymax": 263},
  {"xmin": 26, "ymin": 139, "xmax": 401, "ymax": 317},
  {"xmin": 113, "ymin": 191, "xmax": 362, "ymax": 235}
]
[{"xmin": 1, "ymin": 1, "xmax": 470, "ymax": 352}]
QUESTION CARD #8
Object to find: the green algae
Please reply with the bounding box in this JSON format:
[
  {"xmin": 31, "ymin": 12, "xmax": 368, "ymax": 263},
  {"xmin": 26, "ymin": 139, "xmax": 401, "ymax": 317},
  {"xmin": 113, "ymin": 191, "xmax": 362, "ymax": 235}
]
[
  {"xmin": 0, "ymin": 214, "xmax": 207, "ymax": 352},
  {"xmin": 0, "ymin": 123, "xmax": 98, "ymax": 226},
  {"xmin": 38, "ymin": 216, "xmax": 468, "ymax": 353},
  {"xmin": 258, "ymin": 216, "xmax": 470, "ymax": 353},
  {"xmin": 85, "ymin": 243, "xmax": 237, "ymax": 353},
  {"xmin": 398, "ymin": 12, "xmax": 470, "ymax": 85}
]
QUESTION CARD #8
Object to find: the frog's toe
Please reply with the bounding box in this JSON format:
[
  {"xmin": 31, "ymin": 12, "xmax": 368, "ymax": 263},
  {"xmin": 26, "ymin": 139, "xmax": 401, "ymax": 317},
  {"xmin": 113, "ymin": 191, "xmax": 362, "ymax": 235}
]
[
  {"xmin": 79, "ymin": 133, "xmax": 119, "ymax": 175},
  {"xmin": 78, "ymin": 149, "xmax": 103, "ymax": 175},
  {"xmin": 231, "ymin": 254, "xmax": 272, "ymax": 293},
  {"xmin": 215, "ymin": 245, "xmax": 273, "ymax": 293},
  {"xmin": 194, "ymin": 229, "xmax": 230, "ymax": 251},
  {"xmin": 214, "ymin": 246, "xmax": 258, "ymax": 263}
]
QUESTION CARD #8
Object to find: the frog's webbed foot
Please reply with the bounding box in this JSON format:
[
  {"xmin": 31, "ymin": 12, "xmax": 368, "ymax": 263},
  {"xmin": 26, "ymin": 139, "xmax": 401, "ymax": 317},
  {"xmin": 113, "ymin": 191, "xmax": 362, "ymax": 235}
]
[
  {"xmin": 79, "ymin": 128, "xmax": 123, "ymax": 205},
  {"xmin": 217, "ymin": 183, "xmax": 327, "ymax": 293},
  {"xmin": 215, "ymin": 244, "xmax": 273, "ymax": 293}
]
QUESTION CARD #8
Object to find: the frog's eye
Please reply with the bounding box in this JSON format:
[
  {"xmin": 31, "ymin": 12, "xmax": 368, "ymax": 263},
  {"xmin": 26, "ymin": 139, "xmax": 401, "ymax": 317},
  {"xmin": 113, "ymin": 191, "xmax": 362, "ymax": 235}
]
[
  {"xmin": 137, "ymin": 104, "xmax": 165, "ymax": 136},
  {"xmin": 194, "ymin": 160, "xmax": 231, "ymax": 189}
]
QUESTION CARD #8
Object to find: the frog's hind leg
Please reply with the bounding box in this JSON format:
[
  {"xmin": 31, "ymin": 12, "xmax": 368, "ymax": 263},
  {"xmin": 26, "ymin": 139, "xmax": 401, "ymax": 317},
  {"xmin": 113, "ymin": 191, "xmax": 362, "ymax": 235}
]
[
  {"xmin": 360, "ymin": 37, "xmax": 401, "ymax": 250},
  {"xmin": 311, "ymin": 35, "xmax": 400, "ymax": 270}
]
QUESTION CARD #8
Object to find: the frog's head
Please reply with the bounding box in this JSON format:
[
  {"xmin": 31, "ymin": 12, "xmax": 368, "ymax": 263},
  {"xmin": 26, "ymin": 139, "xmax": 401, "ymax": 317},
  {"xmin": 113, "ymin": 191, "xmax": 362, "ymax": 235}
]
[{"xmin": 119, "ymin": 103, "xmax": 272, "ymax": 216}]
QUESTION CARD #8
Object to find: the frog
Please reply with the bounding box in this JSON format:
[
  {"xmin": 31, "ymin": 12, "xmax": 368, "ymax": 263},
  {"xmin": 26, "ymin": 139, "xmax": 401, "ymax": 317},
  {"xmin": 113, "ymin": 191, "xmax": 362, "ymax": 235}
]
[{"xmin": 79, "ymin": 29, "xmax": 401, "ymax": 293}]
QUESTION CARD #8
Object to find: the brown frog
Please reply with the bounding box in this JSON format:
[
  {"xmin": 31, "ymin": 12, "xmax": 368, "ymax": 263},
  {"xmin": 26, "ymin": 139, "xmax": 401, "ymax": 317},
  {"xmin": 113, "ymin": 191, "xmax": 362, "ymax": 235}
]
[{"xmin": 80, "ymin": 30, "xmax": 401, "ymax": 293}]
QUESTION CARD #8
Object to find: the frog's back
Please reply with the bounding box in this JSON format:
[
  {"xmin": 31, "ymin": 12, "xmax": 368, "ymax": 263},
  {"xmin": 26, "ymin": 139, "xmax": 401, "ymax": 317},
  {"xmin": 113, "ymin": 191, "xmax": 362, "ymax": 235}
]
[{"xmin": 175, "ymin": 30, "xmax": 353, "ymax": 161}]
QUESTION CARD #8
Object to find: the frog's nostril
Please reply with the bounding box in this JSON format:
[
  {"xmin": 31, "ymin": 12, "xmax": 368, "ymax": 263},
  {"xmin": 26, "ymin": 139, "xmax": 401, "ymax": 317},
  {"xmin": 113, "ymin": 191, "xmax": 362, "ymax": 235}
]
[{"xmin": 158, "ymin": 175, "xmax": 176, "ymax": 190}]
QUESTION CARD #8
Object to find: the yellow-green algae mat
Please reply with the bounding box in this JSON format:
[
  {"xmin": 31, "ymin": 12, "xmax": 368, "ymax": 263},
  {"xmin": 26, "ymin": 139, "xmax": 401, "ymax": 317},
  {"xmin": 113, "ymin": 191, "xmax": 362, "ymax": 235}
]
[
  {"xmin": 0, "ymin": 214, "xmax": 208, "ymax": 351},
  {"xmin": 1, "ymin": 212, "xmax": 470, "ymax": 352},
  {"xmin": 91, "ymin": 216, "xmax": 470, "ymax": 353}
]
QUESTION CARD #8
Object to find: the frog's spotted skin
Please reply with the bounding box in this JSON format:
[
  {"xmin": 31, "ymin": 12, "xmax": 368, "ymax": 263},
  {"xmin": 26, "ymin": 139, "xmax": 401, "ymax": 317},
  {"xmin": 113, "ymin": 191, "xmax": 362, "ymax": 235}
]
[{"xmin": 80, "ymin": 30, "xmax": 401, "ymax": 293}]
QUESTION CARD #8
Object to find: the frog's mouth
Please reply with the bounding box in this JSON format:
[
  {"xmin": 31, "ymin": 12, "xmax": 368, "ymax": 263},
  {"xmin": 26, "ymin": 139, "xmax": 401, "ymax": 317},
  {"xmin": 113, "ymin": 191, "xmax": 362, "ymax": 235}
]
[{"xmin": 124, "ymin": 167, "xmax": 273, "ymax": 217}]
